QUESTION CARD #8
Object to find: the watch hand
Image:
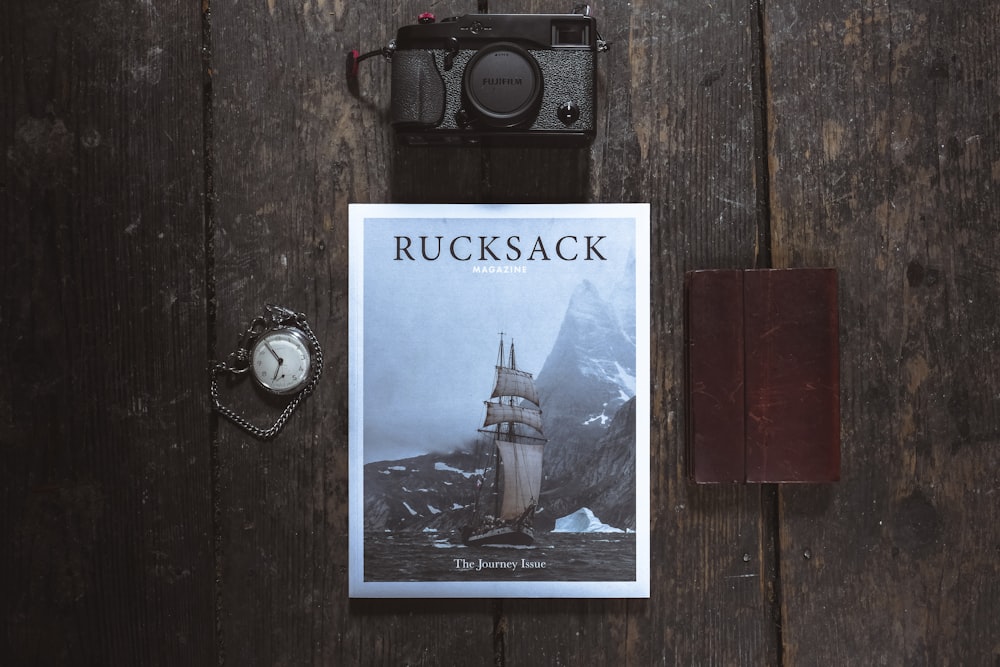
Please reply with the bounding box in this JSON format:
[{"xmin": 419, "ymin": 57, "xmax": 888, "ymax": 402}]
[
  {"xmin": 264, "ymin": 341, "xmax": 283, "ymax": 364},
  {"xmin": 264, "ymin": 341, "xmax": 285, "ymax": 380}
]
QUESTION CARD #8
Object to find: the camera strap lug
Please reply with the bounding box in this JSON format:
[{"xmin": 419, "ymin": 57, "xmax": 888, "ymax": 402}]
[
  {"xmin": 346, "ymin": 40, "xmax": 396, "ymax": 80},
  {"xmin": 444, "ymin": 37, "xmax": 460, "ymax": 71}
]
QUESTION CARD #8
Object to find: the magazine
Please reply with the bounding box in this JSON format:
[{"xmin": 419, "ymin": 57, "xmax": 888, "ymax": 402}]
[{"xmin": 349, "ymin": 203, "xmax": 650, "ymax": 598}]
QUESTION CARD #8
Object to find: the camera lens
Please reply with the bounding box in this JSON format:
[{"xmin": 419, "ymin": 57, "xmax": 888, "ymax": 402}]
[{"xmin": 463, "ymin": 42, "xmax": 543, "ymax": 128}]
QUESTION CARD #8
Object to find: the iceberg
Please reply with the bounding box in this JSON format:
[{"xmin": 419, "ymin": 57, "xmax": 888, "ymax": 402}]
[{"xmin": 552, "ymin": 507, "xmax": 624, "ymax": 533}]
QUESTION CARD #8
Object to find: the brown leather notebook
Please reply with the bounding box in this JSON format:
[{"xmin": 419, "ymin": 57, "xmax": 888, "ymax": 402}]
[{"xmin": 685, "ymin": 269, "xmax": 840, "ymax": 483}]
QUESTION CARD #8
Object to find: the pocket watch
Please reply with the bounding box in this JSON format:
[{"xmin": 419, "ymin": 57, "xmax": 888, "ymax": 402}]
[
  {"xmin": 251, "ymin": 327, "xmax": 312, "ymax": 395},
  {"xmin": 210, "ymin": 305, "xmax": 323, "ymax": 439}
]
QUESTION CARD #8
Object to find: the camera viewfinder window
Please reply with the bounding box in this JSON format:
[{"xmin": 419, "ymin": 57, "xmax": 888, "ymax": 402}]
[{"xmin": 551, "ymin": 21, "xmax": 590, "ymax": 46}]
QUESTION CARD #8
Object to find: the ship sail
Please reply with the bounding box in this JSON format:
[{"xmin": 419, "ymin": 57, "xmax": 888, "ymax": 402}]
[
  {"xmin": 483, "ymin": 402, "xmax": 544, "ymax": 433},
  {"xmin": 496, "ymin": 440, "xmax": 544, "ymax": 520},
  {"xmin": 491, "ymin": 366, "xmax": 540, "ymax": 405},
  {"xmin": 462, "ymin": 335, "xmax": 547, "ymax": 547}
]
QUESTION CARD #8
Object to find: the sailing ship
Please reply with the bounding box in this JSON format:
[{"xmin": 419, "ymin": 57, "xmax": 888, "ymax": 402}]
[{"xmin": 462, "ymin": 335, "xmax": 547, "ymax": 547}]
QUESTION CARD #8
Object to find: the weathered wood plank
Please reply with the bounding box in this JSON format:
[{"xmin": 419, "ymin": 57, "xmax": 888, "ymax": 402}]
[
  {"xmin": 765, "ymin": 0, "xmax": 1000, "ymax": 663},
  {"xmin": 209, "ymin": 1, "xmax": 496, "ymax": 664},
  {"xmin": 499, "ymin": 0, "xmax": 779, "ymax": 664},
  {"xmin": 1, "ymin": 0, "xmax": 214, "ymax": 664}
]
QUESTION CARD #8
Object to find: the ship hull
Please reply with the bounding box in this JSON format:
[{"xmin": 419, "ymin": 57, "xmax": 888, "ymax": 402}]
[{"xmin": 462, "ymin": 524, "xmax": 534, "ymax": 547}]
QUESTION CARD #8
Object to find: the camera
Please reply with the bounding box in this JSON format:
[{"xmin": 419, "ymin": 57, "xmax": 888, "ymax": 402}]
[{"xmin": 389, "ymin": 10, "xmax": 603, "ymax": 146}]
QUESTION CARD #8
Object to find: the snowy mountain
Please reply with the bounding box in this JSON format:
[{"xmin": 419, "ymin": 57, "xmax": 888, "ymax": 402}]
[
  {"xmin": 611, "ymin": 249, "xmax": 638, "ymax": 346},
  {"xmin": 362, "ymin": 450, "xmax": 480, "ymax": 534},
  {"xmin": 534, "ymin": 279, "xmax": 636, "ymax": 481},
  {"xmin": 540, "ymin": 396, "xmax": 637, "ymax": 531}
]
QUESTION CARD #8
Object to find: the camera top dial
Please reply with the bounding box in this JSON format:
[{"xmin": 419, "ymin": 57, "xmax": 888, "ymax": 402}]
[{"xmin": 462, "ymin": 42, "xmax": 543, "ymax": 127}]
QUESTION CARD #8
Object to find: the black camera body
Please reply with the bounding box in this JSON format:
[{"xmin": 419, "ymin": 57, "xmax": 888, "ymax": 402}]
[{"xmin": 390, "ymin": 13, "xmax": 600, "ymax": 146}]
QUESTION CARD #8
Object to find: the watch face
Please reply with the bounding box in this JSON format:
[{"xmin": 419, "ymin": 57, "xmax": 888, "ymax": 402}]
[{"xmin": 250, "ymin": 328, "xmax": 312, "ymax": 395}]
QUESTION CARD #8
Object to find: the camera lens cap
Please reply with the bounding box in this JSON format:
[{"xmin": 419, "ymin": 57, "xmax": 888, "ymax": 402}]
[{"xmin": 463, "ymin": 42, "xmax": 543, "ymax": 127}]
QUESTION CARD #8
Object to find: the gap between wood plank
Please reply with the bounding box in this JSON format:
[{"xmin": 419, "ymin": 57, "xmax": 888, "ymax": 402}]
[
  {"xmin": 751, "ymin": 1, "xmax": 785, "ymax": 664},
  {"xmin": 200, "ymin": 1, "xmax": 225, "ymax": 665},
  {"xmin": 762, "ymin": 485, "xmax": 786, "ymax": 666},
  {"xmin": 751, "ymin": 0, "xmax": 774, "ymax": 271},
  {"xmin": 493, "ymin": 599, "xmax": 506, "ymax": 667}
]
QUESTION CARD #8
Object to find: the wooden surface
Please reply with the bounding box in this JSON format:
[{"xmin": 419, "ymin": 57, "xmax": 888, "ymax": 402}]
[
  {"xmin": 766, "ymin": 1, "xmax": 1000, "ymax": 663},
  {"xmin": 2, "ymin": 0, "xmax": 998, "ymax": 664}
]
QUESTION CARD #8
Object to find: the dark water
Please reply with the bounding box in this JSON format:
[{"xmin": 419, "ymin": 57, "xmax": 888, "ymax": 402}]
[{"xmin": 364, "ymin": 531, "xmax": 637, "ymax": 582}]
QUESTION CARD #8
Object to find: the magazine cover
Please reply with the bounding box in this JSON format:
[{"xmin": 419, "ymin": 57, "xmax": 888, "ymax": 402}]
[{"xmin": 349, "ymin": 203, "xmax": 650, "ymax": 598}]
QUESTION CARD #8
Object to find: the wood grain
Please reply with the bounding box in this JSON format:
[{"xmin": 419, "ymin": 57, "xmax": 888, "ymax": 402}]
[
  {"xmin": 764, "ymin": 0, "xmax": 1000, "ymax": 663},
  {"xmin": 1, "ymin": 0, "xmax": 213, "ymax": 664}
]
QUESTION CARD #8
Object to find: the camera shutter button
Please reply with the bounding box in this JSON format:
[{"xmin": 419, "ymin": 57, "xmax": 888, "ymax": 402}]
[{"xmin": 557, "ymin": 101, "xmax": 580, "ymax": 125}]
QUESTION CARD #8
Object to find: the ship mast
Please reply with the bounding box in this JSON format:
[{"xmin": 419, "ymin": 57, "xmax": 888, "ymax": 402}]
[
  {"xmin": 494, "ymin": 334, "xmax": 522, "ymax": 519},
  {"xmin": 492, "ymin": 332, "xmax": 505, "ymax": 519}
]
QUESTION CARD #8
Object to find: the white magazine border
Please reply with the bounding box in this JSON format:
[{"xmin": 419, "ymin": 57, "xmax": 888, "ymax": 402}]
[{"xmin": 349, "ymin": 203, "xmax": 651, "ymax": 598}]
